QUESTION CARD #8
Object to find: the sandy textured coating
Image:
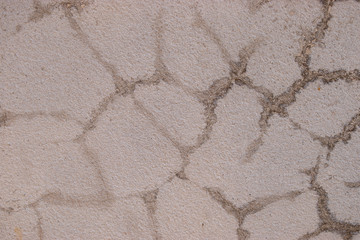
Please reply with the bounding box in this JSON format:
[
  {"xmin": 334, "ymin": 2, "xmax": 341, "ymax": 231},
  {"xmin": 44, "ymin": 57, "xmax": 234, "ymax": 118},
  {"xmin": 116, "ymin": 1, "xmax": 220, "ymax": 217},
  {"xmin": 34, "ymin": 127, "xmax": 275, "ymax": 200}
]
[{"xmin": 1, "ymin": 0, "xmax": 360, "ymax": 239}]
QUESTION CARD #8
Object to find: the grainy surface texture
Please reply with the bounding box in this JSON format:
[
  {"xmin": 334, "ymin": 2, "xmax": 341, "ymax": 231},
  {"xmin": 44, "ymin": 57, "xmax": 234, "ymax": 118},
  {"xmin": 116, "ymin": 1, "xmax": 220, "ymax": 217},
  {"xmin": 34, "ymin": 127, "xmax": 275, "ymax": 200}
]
[{"xmin": 1, "ymin": 0, "xmax": 360, "ymax": 239}]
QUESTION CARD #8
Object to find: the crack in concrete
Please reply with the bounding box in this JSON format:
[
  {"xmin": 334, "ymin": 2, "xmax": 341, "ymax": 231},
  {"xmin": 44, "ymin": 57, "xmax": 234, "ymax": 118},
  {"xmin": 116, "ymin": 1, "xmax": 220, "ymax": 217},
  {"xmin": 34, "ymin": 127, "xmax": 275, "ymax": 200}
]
[
  {"xmin": 290, "ymin": 109, "xmax": 360, "ymax": 161},
  {"xmin": 193, "ymin": 7, "xmax": 232, "ymax": 66},
  {"xmin": 190, "ymin": 11, "xmax": 268, "ymax": 165},
  {"xmin": 313, "ymin": 111, "xmax": 360, "ymax": 150},
  {"xmin": 234, "ymin": 0, "xmax": 360, "ymax": 166},
  {"xmin": 300, "ymin": 158, "xmax": 360, "ymax": 240},
  {"xmin": 250, "ymin": 0, "xmax": 335, "ymax": 128},
  {"xmin": 205, "ymin": 187, "xmax": 302, "ymax": 240},
  {"xmin": 142, "ymin": 189, "xmax": 162, "ymax": 240},
  {"xmin": 2, "ymin": 0, "xmax": 360, "ymax": 238},
  {"xmin": 132, "ymin": 95, "xmax": 185, "ymax": 152},
  {"xmin": 243, "ymin": 133, "xmax": 264, "ymax": 163},
  {"xmin": 344, "ymin": 181, "xmax": 360, "ymax": 189},
  {"xmin": 0, "ymin": 110, "xmax": 82, "ymax": 128},
  {"xmin": 64, "ymin": 7, "xmax": 130, "ymax": 95},
  {"xmin": 27, "ymin": 0, "xmax": 90, "ymax": 24}
]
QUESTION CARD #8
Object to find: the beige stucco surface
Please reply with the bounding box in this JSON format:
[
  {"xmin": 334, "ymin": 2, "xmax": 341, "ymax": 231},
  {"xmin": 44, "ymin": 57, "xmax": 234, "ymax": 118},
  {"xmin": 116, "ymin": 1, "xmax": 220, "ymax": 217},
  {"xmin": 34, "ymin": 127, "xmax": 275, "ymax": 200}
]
[{"xmin": 1, "ymin": 0, "xmax": 360, "ymax": 239}]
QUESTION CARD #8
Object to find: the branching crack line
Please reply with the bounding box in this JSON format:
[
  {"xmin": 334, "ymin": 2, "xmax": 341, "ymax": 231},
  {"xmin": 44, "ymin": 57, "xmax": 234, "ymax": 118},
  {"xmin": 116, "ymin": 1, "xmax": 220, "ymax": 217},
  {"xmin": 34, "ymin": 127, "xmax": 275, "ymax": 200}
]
[
  {"xmin": 191, "ymin": 9, "xmax": 272, "ymax": 164},
  {"xmin": 2, "ymin": 0, "xmax": 360, "ymax": 239},
  {"xmin": 248, "ymin": 0, "xmax": 336, "ymax": 128},
  {"xmin": 299, "ymin": 158, "xmax": 360, "ymax": 240},
  {"xmin": 205, "ymin": 187, "xmax": 303, "ymax": 240},
  {"xmin": 187, "ymin": 10, "xmax": 268, "ymax": 161},
  {"xmin": 313, "ymin": 110, "xmax": 360, "ymax": 150},
  {"xmin": 290, "ymin": 109, "xmax": 360, "ymax": 160}
]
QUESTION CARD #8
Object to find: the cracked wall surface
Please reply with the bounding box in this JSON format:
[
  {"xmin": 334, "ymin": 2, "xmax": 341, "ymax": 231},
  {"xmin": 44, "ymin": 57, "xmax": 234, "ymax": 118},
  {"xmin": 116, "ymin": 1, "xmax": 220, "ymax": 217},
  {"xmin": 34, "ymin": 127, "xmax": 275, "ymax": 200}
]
[{"xmin": 0, "ymin": 0, "xmax": 359, "ymax": 239}]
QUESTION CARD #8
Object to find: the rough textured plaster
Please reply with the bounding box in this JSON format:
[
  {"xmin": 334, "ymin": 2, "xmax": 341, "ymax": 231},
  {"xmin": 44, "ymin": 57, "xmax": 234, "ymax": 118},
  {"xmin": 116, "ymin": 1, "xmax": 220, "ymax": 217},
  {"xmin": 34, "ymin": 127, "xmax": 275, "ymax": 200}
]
[{"xmin": 1, "ymin": 0, "xmax": 360, "ymax": 239}]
